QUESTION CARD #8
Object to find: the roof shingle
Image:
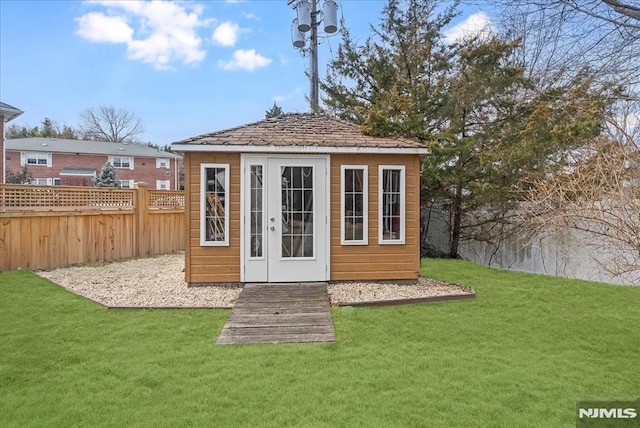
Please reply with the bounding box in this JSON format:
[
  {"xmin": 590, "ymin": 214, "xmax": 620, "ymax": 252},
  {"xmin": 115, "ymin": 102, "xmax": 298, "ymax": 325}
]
[
  {"xmin": 0, "ymin": 101, "xmax": 24, "ymax": 122},
  {"xmin": 7, "ymin": 137, "xmax": 181, "ymax": 159},
  {"xmin": 172, "ymin": 113, "xmax": 426, "ymax": 150}
]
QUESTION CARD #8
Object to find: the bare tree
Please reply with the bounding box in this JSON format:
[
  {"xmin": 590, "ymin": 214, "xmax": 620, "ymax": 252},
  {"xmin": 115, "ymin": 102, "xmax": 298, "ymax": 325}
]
[
  {"xmin": 564, "ymin": 0, "xmax": 640, "ymax": 29},
  {"xmin": 520, "ymin": 138, "xmax": 640, "ymax": 281},
  {"xmin": 79, "ymin": 105, "xmax": 144, "ymax": 143},
  {"xmin": 605, "ymin": 99, "xmax": 640, "ymax": 148},
  {"xmin": 478, "ymin": 0, "xmax": 640, "ymax": 144}
]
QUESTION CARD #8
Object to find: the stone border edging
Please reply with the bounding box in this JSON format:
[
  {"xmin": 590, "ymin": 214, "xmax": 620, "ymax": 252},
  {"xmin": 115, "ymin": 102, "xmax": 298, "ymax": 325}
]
[
  {"xmin": 107, "ymin": 306, "xmax": 234, "ymax": 310},
  {"xmin": 51, "ymin": 278, "xmax": 475, "ymax": 310},
  {"xmin": 334, "ymin": 290, "xmax": 476, "ymax": 307}
]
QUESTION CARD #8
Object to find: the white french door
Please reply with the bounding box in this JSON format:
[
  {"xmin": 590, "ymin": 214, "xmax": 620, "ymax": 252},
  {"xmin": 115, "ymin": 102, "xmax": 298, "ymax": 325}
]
[{"xmin": 242, "ymin": 155, "xmax": 329, "ymax": 282}]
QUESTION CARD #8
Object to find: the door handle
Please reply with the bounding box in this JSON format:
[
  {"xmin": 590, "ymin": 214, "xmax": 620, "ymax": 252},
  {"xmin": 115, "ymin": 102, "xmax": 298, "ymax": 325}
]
[{"xmin": 270, "ymin": 226, "xmax": 275, "ymax": 231}]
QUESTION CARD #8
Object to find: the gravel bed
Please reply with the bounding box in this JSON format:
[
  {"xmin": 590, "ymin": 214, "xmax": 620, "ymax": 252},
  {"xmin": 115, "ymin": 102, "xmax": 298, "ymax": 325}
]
[
  {"xmin": 327, "ymin": 278, "xmax": 473, "ymax": 305},
  {"xmin": 38, "ymin": 253, "xmax": 240, "ymax": 308},
  {"xmin": 37, "ymin": 253, "xmax": 472, "ymax": 308}
]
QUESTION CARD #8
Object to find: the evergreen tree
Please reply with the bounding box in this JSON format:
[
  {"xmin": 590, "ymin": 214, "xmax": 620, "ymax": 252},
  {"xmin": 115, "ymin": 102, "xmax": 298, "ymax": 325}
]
[
  {"xmin": 5, "ymin": 119, "xmax": 80, "ymax": 139},
  {"xmin": 94, "ymin": 162, "xmax": 119, "ymax": 187},
  {"xmin": 322, "ymin": 0, "xmax": 457, "ymax": 140},
  {"xmin": 40, "ymin": 118, "xmax": 56, "ymax": 137},
  {"xmin": 322, "ymin": 0, "xmax": 606, "ymax": 257},
  {"xmin": 265, "ymin": 101, "xmax": 284, "ymax": 118}
]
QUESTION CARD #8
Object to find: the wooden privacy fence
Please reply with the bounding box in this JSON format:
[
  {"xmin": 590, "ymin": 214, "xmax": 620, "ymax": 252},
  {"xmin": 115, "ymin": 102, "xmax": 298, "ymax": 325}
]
[{"xmin": 0, "ymin": 184, "xmax": 185, "ymax": 272}]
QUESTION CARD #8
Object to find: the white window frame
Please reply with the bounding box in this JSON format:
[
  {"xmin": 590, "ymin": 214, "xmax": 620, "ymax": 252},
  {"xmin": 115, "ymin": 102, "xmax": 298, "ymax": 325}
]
[
  {"xmin": 378, "ymin": 165, "xmax": 406, "ymax": 245},
  {"xmin": 30, "ymin": 178, "xmax": 53, "ymax": 186},
  {"xmin": 156, "ymin": 180, "xmax": 170, "ymax": 190},
  {"xmin": 21, "ymin": 152, "xmax": 52, "ymax": 167},
  {"xmin": 108, "ymin": 156, "xmax": 134, "ymax": 170},
  {"xmin": 119, "ymin": 180, "xmax": 134, "ymax": 189},
  {"xmin": 156, "ymin": 158, "xmax": 170, "ymax": 169},
  {"xmin": 200, "ymin": 163, "xmax": 230, "ymax": 246},
  {"xmin": 340, "ymin": 165, "xmax": 368, "ymax": 245}
]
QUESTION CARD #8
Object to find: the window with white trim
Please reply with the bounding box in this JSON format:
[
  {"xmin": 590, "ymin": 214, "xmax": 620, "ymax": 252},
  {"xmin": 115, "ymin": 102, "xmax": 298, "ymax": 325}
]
[
  {"xmin": 109, "ymin": 156, "xmax": 134, "ymax": 170},
  {"xmin": 379, "ymin": 165, "xmax": 405, "ymax": 244},
  {"xmin": 341, "ymin": 165, "xmax": 368, "ymax": 245},
  {"xmin": 30, "ymin": 178, "xmax": 52, "ymax": 186},
  {"xmin": 119, "ymin": 180, "xmax": 134, "ymax": 189},
  {"xmin": 21, "ymin": 152, "xmax": 52, "ymax": 167},
  {"xmin": 201, "ymin": 164, "xmax": 230, "ymax": 246},
  {"xmin": 156, "ymin": 158, "xmax": 170, "ymax": 169},
  {"xmin": 156, "ymin": 180, "xmax": 170, "ymax": 190},
  {"xmin": 53, "ymin": 178, "xmax": 61, "ymax": 186}
]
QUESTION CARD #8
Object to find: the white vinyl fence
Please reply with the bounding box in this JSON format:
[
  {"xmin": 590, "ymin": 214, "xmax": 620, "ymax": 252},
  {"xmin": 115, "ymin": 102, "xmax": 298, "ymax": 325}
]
[{"xmin": 423, "ymin": 207, "xmax": 639, "ymax": 286}]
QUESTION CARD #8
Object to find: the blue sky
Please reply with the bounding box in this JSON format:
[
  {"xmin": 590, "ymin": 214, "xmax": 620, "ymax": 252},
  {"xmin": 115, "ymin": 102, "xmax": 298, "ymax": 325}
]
[{"xmin": 0, "ymin": 0, "xmax": 490, "ymax": 146}]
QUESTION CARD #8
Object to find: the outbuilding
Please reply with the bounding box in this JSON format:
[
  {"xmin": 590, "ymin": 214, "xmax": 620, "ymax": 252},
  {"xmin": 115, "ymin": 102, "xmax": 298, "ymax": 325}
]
[{"xmin": 172, "ymin": 113, "xmax": 428, "ymax": 284}]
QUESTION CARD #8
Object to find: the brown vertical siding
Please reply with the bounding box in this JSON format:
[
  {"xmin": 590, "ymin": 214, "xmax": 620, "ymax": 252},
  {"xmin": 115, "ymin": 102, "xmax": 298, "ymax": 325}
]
[
  {"xmin": 184, "ymin": 152, "xmax": 241, "ymax": 284},
  {"xmin": 184, "ymin": 152, "xmax": 421, "ymax": 284},
  {"xmin": 330, "ymin": 154, "xmax": 421, "ymax": 281}
]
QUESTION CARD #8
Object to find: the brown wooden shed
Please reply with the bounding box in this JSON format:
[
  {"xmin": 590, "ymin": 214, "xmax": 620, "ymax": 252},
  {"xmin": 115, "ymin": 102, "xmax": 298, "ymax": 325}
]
[{"xmin": 172, "ymin": 113, "xmax": 428, "ymax": 284}]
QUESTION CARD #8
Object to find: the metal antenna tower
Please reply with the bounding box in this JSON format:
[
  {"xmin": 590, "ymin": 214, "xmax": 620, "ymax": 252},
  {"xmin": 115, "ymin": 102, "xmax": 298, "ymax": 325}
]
[{"xmin": 288, "ymin": 0, "xmax": 339, "ymax": 113}]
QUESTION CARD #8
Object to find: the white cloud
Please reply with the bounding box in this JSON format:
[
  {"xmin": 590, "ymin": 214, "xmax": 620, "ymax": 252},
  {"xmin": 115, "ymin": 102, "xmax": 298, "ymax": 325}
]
[
  {"xmin": 243, "ymin": 13, "xmax": 260, "ymax": 21},
  {"xmin": 273, "ymin": 86, "xmax": 304, "ymax": 103},
  {"xmin": 75, "ymin": 12, "xmax": 133, "ymax": 43},
  {"xmin": 75, "ymin": 1, "xmax": 207, "ymax": 69},
  {"xmin": 444, "ymin": 11, "xmax": 495, "ymax": 44},
  {"xmin": 212, "ymin": 21, "xmax": 240, "ymax": 47},
  {"xmin": 218, "ymin": 49, "xmax": 271, "ymax": 71}
]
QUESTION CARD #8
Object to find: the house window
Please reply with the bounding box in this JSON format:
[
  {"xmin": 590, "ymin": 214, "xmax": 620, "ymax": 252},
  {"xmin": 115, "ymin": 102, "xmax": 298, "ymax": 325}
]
[
  {"xmin": 21, "ymin": 152, "xmax": 52, "ymax": 167},
  {"xmin": 119, "ymin": 180, "xmax": 134, "ymax": 189},
  {"xmin": 30, "ymin": 178, "xmax": 52, "ymax": 186},
  {"xmin": 201, "ymin": 164, "xmax": 229, "ymax": 246},
  {"xmin": 109, "ymin": 156, "xmax": 134, "ymax": 170},
  {"xmin": 379, "ymin": 166, "xmax": 405, "ymax": 244},
  {"xmin": 156, "ymin": 180, "xmax": 170, "ymax": 190},
  {"xmin": 53, "ymin": 178, "xmax": 61, "ymax": 186},
  {"xmin": 341, "ymin": 165, "xmax": 368, "ymax": 245},
  {"xmin": 156, "ymin": 158, "xmax": 170, "ymax": 169}
]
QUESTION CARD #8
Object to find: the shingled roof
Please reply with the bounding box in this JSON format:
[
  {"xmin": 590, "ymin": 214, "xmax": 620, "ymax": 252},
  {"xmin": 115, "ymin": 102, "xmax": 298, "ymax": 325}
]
[
  {"xmin": 7, "ymin": 137, "xmax": 181, "ymax": 159},
  {"xmin": 0, "ymin": 101, "xmax": 23, "ymax": 122},
  {"xmin": 172, "ymin": 113, "xmax": 428, "ymax": 154}
]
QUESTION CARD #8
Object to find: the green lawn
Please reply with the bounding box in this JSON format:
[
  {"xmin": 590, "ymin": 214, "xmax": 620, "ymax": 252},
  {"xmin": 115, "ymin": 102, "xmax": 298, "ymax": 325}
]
[{"xmin": 1, "ymin": 260, "xmax": 638, "ymax": 427}]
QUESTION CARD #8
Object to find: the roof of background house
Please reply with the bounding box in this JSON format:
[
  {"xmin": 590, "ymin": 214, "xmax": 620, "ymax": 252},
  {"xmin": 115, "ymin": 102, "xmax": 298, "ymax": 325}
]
[
  {"xmin": 6, "ymin": 137, "xmax": 181, "ymax": 159},
  {"xmin": 172, "ymin": 113, "xmax": 429, "ymax": 154},
  {"xmin": 0, "ymin": 101, "xmax": 24, "ymax": 122}
]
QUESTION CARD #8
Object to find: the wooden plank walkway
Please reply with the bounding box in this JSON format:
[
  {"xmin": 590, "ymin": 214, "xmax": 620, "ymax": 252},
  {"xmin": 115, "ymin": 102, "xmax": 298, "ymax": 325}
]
[{"xmin": 216, "ymin": 283, "xmax": 335, "ymax": 345}]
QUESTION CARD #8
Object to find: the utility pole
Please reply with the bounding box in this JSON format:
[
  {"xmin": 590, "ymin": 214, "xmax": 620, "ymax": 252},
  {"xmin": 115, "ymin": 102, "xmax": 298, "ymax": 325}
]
[
  {"xmin": 310, "ymin": 0, "xmax": 319, "ymax": 113},
  {"xmin": 289, "ymin": 0, "xmax": 339, "ymax": 114}
]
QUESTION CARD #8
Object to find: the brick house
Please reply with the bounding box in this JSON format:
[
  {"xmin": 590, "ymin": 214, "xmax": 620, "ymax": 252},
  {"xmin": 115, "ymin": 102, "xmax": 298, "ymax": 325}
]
[
  {"xmin": 1, "ymin": 101, "xmax": 24, "ymax": 184},
  {"xmin": 5, "ymin": 137, "xmax": 182, "ymax": 189}
]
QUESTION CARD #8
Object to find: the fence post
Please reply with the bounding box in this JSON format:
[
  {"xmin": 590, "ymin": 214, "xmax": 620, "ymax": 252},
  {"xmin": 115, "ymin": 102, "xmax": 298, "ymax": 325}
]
[{"xmin": 134, "ymin": 182, "xmax": 149, "ymax": 257}]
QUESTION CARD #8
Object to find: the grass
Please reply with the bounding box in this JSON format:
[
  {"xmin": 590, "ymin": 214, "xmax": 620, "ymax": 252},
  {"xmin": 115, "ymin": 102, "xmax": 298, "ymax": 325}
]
[{"xmin": 1, "ymin": 260, "xmax": 639, "ymax": 427}]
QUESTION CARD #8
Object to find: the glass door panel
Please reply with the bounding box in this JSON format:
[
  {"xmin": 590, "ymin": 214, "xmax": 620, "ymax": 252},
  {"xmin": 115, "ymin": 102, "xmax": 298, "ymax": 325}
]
[
  {"xmin": 250, "ymin": 165, "xmax": 263, "ymax": 258},
  {"xmin": 281, "ymin": 166, "xmax": 314, "ymax": 258}
]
